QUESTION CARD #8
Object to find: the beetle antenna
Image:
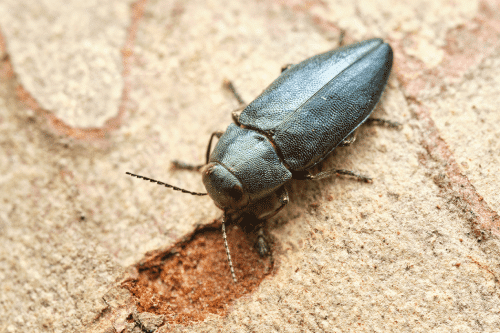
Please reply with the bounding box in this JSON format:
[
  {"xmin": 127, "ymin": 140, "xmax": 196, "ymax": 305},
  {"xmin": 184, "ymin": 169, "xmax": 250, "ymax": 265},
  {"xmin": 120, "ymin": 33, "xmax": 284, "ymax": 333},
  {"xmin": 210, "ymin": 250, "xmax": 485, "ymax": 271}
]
[
  {"xmin": 222, "ymin": 212, "xmax": 237, "ymax": 283},
  {"xmin": 125, "ymin": 172, "xmax": 208, "ymax": 196}
]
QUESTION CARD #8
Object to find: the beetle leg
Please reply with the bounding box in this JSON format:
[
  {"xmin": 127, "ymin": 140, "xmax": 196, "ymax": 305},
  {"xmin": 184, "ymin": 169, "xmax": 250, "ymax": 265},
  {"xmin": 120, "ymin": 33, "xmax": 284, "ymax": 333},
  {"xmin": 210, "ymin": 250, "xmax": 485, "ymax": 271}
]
[
  {"xmin": 205, "ymin": 130, "xmax": 224, "ymax": 164},
  {"xmin": 295, "ymin": 169, "xmax": 372, "ymax": 183},
  {"xmin": 171, "ymin": 160, "xmax": 204, "ymax": 171},
  {"xmin": 365, "ymin": 117, "xmax": 401, "ymax": 128},
  {"xmin": 255, "ymin": 225, "xmax": 270, "ymax": 257},
  {"xmin": 223, "ymin": 79, "xmax": 246, "ymax": 105},
  {"xmin": 281, "ymin": 64, "xmax": 294, "ymax": 73},
  {"xmin": 338, "ymin": 132, "xmax": 357, "ymax": 147},
  {"xmin": 171, "ymin": 131, "xmax": 224, "ymax": 171},
  {"xmin": 283, "ymin": 31, "xmax": 342, "ymax": 73},
  {"xmin": 231, "ymin": 105, "xmax": 246, "ymax": 125},
  {"xmin": 338, "ymin": 29, "xmax": 346, "ymax": 47},
  {"xmin": 275, "ymin": 187, "xmax": 289, "ymax": 216},
  {"xmin": 255, "ymin": 187, "xmax": 288, "ymax": 259},
  {"xmin": 256, "ymin": 188, "xmax": 288, "ymax": 256},
  {"xmin": 222, "ymin": 79, "xmax": 248, "ymax": 125},
  {"xmin": 255, "ymin": 225, "xmax": 274, "ymax": 269},
  {"xmin": 264, "ymin": 186, "xmax": 289, "ymax": 219}
]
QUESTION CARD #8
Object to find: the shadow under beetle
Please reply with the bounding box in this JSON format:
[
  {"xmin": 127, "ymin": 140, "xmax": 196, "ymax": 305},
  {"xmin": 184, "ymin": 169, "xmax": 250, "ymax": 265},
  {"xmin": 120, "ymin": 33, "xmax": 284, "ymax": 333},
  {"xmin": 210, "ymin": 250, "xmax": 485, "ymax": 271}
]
[{"xmin": 127, "ymin": 38, "xmax": 394, "ymax": 283}]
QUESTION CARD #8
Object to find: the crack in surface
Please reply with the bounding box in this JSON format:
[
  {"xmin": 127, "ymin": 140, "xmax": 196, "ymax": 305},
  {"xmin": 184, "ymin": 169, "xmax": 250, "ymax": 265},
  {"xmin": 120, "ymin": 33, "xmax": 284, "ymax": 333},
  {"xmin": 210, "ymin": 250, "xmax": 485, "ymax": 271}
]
[{"xmin": 0, "ymin": 0, "xmax": 148, "ymax": 142}]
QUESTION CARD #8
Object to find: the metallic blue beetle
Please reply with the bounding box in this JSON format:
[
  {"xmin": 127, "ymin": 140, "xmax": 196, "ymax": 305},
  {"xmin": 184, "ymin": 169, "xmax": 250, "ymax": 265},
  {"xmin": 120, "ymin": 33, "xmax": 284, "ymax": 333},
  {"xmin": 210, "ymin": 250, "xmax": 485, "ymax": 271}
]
[{"xmin": 128, "ymin": 38, "xmax": 393, "ymax": 282}]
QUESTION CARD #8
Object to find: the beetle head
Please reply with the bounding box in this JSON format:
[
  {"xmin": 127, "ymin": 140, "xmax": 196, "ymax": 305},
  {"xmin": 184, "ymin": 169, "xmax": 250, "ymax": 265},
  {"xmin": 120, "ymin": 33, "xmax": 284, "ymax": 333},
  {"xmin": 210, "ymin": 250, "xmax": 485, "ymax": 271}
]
[{"xmin": 201, "ymin": 162, "xmax": 249, "ymax": 211}]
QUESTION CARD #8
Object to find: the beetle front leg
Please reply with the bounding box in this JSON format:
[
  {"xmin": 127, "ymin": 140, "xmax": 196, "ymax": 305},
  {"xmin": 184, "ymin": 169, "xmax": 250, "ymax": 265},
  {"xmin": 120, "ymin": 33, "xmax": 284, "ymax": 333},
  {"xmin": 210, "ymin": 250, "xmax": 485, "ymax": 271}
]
[
  {"xmin": 264, "ymin": 186, "xmax": 289, "ymax": 220},
  {"xmin": 254, "ymin": 186, "xmax": 288, "ymax": 259},
  {"xmin": 204, "ymin": 130, "xmax": 224, "ymax": 164},
  {"xmin": 171, "ymin": 130, "xmax": 224, "ymax": 171},
  {"xmin": 255, "ymin": 225, "xmax": 270, "ymax": 257}
]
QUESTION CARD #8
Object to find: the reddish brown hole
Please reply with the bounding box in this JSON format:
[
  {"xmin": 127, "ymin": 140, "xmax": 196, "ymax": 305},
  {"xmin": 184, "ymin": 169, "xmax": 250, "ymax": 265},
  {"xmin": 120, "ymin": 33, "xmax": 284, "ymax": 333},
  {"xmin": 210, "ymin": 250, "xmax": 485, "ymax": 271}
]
[{"xmin": 121, "ymin": 220, "xmax": 273, "ymax": 325}]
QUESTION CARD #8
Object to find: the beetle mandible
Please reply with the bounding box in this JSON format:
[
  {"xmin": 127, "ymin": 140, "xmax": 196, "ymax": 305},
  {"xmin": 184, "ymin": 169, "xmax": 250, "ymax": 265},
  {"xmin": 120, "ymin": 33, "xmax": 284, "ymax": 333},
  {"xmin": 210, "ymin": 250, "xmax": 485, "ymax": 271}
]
[{"xmin": 127, "ymin": 38, "xmax": 394, "ymax": 283}]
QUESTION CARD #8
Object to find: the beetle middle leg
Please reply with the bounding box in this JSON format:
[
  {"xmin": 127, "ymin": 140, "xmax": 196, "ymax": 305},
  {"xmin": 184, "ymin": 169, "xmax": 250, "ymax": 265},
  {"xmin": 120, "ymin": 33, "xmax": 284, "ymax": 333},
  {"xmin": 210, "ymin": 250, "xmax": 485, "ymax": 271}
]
[
  {"xmin": 172, "ymin": 130, "xmax": 224, "ymax": 171},
  {"xmin": 174, "ymin": 77, "xmax": 251, "ymax": 172},
  {"xmin": 222, "ymin": 79, "xmax": 248, "ymax": 125},
  {"xmin": 338, "ymin": 132, "xmax": 357, "ymax": 147},
  {"xmin": 223, "ymin": 79, "xmax": 245, "ymax": 106}
]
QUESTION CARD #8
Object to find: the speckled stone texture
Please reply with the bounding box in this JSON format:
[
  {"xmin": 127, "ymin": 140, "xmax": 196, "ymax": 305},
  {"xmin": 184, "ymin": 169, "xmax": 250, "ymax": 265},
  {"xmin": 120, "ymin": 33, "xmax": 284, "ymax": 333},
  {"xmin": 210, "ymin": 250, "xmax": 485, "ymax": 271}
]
[{"xmin": 0, "ymin": 0, "xmax": 499, "ymax": 332}]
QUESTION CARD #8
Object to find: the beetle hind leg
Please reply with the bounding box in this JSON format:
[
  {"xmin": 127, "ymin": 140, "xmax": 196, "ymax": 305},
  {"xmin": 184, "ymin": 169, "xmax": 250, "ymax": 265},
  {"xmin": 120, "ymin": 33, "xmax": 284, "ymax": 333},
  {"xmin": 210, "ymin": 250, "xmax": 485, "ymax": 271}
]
[
  {"xmin": 338, "ymin": 29, "xmax": 346, "ymax": 47},
  {"xmin": 281, "ymin": 30, "xmax": 343, "ymax": 75},
  {"xmin": 365, "ymin": 117, "xmax": 401, "ymax": 128},
  {"xmin": 336, "ymin": 117, "xmax": 399, "ymax": 150},
  {"xmin": 294, "ymin": 169, "xmax": 372, "ymax": 183}
]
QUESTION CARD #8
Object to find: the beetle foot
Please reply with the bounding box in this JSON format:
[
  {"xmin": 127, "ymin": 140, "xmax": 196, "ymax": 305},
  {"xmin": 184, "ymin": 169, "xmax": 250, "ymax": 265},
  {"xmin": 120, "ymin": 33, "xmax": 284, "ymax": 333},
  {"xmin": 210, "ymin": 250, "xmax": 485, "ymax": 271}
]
[
  {"xmin": 255, "ymin": 227, "xmax": 270, "ymax": 257},
  {"xmin": 256, "ymin": 236, "xmax": 270, "ymax": 257}
]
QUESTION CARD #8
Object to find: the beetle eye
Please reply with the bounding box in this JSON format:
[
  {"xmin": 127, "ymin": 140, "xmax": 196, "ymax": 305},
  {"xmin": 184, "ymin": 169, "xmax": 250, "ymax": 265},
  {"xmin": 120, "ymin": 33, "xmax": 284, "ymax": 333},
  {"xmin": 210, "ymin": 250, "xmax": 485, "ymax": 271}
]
[
  {"xmin": 228, "ymin": 185, "xmax": 243, "ymax": 201},
  {"xmin": 202, "ymin": 162, "xmax": 249, "ymax": 210}
]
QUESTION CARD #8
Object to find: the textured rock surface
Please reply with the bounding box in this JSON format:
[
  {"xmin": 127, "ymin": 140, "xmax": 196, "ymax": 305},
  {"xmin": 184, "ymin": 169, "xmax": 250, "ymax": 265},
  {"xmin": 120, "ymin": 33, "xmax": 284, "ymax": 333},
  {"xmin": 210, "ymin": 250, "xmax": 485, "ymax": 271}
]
[{"xmin": 0, "ymin": 0, "xmax": 499, "ymax": 332}]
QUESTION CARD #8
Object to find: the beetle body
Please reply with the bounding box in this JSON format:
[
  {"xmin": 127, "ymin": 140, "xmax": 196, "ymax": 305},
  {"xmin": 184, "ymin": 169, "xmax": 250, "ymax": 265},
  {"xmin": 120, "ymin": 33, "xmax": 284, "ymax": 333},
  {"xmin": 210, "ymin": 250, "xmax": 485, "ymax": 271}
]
[
  {"xmin": 202, "ymin": 38, "xmax": 393, "ymax": 220},
  {"xmin": 127, "ymin": 38, "xmax": 394, "ymax": 282}
]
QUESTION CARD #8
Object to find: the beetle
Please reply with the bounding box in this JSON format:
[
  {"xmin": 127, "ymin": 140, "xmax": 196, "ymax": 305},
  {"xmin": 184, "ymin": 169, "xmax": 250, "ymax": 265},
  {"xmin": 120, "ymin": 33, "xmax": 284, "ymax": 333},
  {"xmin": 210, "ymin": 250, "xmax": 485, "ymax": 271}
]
[{"xmin": 127, "ymin": 38, "xmax": 394, "ymax": 282}]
